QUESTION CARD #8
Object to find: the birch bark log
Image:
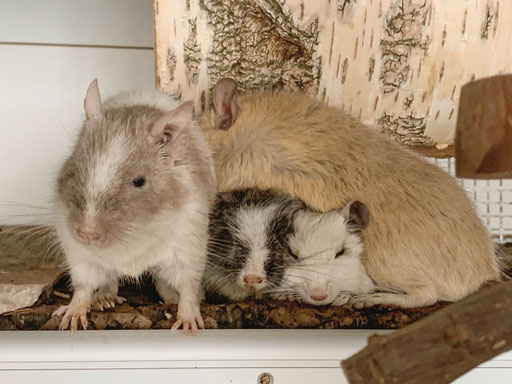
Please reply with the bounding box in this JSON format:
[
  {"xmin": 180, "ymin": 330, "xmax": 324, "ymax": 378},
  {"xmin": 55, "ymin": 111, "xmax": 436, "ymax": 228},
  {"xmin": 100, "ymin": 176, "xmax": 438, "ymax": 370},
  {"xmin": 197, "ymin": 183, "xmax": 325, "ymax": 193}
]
[{"xmin": 154, "ymin": 0, "xmax": 512, "ymax": 146}]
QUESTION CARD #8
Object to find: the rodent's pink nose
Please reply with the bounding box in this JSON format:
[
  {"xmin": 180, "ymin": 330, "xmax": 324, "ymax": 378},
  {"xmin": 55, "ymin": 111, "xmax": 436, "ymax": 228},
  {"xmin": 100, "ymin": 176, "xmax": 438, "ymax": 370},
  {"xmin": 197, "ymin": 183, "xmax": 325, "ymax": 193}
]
[
  {"xmin": 309, "ymin": 287, "xmax": 328, "ymax": 302},
  {"xmin": 310, "ymin": 294, "xmax": 328, "ymax": 302},
  {"xmin": 243, "ymin": 274, "xmax": 264, "ymax": 287},
  {"xmin": 76, "ymin": 225, "xmax": 103, "ymax": 242}
]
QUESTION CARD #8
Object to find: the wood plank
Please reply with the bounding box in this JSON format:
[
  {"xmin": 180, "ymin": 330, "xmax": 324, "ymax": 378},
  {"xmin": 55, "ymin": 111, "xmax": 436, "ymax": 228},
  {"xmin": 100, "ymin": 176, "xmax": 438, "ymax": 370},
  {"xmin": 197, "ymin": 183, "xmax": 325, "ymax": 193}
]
[{"xmin": 342, "ymin": 279, "xmax": 512, "ymax": 384}]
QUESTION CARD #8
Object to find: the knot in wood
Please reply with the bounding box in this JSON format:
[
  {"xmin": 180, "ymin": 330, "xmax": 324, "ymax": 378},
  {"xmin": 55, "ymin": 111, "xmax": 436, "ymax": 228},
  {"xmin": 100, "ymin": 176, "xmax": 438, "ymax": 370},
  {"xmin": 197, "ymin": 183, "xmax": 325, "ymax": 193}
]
[{"xmin": 443, "ymin": 324, "xmax": 470, "ymax": 346}]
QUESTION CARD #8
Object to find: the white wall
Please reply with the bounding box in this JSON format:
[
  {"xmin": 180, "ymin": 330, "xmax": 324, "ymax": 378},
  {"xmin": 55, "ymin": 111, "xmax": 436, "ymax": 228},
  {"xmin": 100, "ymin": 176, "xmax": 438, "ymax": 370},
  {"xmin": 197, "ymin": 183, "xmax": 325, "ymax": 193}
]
[{"xmin": 0, "ymin": 0, "xmax": 155, "ymax": 224}]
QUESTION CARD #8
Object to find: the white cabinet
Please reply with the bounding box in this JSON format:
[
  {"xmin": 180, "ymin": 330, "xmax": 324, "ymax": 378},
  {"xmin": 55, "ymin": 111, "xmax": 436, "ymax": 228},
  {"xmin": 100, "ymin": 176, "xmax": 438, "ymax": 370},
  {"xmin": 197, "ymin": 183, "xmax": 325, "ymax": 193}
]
[{"xmin": 0, "ymin": 330, "xmax": 510, "ymax": 383}]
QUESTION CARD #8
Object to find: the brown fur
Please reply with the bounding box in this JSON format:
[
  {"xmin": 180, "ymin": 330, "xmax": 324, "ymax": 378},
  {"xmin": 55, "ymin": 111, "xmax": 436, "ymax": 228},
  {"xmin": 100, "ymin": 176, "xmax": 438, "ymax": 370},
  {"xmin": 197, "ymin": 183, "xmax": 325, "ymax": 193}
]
[{"xmin": 200, "ymin": 91, "xmax": 501, "ymax": 307}]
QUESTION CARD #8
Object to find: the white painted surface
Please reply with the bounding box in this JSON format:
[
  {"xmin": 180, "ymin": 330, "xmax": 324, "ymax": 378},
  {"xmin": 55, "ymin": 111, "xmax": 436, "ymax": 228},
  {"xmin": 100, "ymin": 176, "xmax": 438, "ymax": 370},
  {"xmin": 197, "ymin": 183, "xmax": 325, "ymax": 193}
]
[
  {"xmin": 0, "ymin": 330, "xmax": 510, "ymax": 383},
  {"xmin": 0, "ymin": 0, "xmax": 154, "ymax": 47},
  {"xmin": 0, "ymin": 45, "xmax": 155, "ymax": 224},
  {"xmin": 0, "ymin": 1, "xmax": 155, "ymax": 224}
]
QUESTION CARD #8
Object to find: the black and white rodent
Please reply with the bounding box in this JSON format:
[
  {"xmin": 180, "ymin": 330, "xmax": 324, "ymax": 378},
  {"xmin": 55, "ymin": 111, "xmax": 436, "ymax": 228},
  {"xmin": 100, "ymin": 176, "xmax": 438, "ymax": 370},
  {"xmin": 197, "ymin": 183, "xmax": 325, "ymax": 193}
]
[
  {"xmin": 52, "ymin": 80, "xmax": 216, "ymax": 333},
  {"xmin": 204, "ymin": 188, "xmax": 304, "ymax": 301},
  {"xmin": 204, "ymin": 188, "xmax": 374, "ymax": 306},
  {"xmin": 277, "ymin": 200, "xmax": 376, "ymax": 306}
]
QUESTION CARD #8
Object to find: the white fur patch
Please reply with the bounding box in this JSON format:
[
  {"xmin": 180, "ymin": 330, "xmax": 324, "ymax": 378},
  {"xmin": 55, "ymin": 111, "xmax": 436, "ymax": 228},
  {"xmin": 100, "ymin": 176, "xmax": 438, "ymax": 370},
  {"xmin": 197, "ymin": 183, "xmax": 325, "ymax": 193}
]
[
  {"xmin": 85, "ymin": 135, "xmax": 129, "ymax": 216},
  {"xmin": 282, "ymin": 210, "xmax": 374, "ymax": 305},
  {"xmin": 233, "ymin": 204, "xmax": 278, "ymax": 278}
]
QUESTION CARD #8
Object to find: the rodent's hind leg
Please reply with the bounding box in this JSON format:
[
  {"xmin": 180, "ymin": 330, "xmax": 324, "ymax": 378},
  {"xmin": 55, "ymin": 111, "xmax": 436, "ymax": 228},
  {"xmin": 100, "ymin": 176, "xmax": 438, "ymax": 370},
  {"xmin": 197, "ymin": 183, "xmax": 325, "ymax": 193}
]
[
  {"xmin": 154, "ymin": 277, "xmax": 180, "ymax": 304},
  {"xmin": 351, "ymin": 290, "xmax": 438, "ymax": 309},
  {"xmin": 91, "ymin": 280, "xmax": 126, "ymax": 311}
]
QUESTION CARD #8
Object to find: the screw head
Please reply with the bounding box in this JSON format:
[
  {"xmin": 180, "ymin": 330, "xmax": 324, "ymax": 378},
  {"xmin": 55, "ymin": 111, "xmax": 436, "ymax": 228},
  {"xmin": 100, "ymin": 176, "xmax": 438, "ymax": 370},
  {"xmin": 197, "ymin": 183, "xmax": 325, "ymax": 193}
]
[{"xmin": 258, "ymin": 372, "xmax": 274, "ymax": 384}]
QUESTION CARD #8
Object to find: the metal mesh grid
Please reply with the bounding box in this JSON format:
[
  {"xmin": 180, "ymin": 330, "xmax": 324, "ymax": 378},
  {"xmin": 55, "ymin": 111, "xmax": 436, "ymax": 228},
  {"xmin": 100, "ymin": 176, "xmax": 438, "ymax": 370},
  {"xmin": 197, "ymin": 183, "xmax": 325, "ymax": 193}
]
[{"xmin": 430, "ymin": 158, "xmax": 512, "ymax": 244}]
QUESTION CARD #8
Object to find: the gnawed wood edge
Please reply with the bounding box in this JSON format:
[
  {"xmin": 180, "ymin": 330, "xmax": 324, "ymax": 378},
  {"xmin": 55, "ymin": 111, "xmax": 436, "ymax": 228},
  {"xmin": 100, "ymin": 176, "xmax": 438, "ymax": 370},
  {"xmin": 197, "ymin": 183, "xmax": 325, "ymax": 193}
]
[{"xmin": 341, "ymin": 278, "xmax": 512, "ymax": 384}]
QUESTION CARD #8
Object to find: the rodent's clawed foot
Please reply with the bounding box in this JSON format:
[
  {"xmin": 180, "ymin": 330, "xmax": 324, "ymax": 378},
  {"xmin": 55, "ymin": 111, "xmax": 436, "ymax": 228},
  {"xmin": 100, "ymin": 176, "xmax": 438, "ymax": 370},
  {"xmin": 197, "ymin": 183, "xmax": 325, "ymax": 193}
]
[
  {"xmin": 351, "ymin": 293, "xmax": 396, "ymax": 309},
  {"xmin": 350, "ymin": 294, "xmax": 379, "ymax": 309},
  {"xmin": 274, "ymin": 293, "xmax": 293, "ymax": 301},
  {"xmin": 171, "ymin": 307, "xmax": 205, "ymax": 335},
  {"xmin": 91, "ymin": 293, "xmax": 126, "ymax": 311},
  {"xmin": 332, "ymin": 292, "xmax": 351, "ymax": 306},
  {"xmin": 351, "ymin": 292, "xmax": 437, "ymax": 309},
  {"xmin": 53, "ymin": 303, "xmax": 90, "ymax": 331}
]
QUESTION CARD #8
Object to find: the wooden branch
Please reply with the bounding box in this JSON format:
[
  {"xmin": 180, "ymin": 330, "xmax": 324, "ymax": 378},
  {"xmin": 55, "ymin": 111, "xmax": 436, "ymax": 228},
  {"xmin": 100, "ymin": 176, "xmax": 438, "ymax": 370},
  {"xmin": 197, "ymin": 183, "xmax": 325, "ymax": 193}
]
[
  {"xmin": 341, "ymin": 279, "xmax": 512, "ymax": 384},
  {"xmin": 455, "ymin": 74, "xmax": 512, "ymax": 179}
]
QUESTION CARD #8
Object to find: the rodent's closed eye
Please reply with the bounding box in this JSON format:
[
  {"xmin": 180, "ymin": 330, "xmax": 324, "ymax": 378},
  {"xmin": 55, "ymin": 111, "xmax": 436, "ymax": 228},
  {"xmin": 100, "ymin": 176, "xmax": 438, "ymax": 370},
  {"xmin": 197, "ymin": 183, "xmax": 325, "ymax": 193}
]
[
  {"xmin": 132, "ymin": 176, "xmax": 146, "ymax": 188},
  {"xmin": 288, "ymin": 246, "xmax": 299, "ymax": 260},
  {"xmin": 335, "ymin": 248, "xmax": 345, "ymax": 258}
]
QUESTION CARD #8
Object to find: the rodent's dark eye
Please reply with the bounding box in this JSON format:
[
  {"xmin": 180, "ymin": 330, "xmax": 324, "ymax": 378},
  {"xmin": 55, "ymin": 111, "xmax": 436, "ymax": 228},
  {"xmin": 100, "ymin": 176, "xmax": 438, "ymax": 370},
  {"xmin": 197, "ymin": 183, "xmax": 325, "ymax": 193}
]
[
  {"xmin": 288, "ymin": 246, "xmax": 299, "ymax": 260},
  {"xmin": 335, "ymin": 248, "xmax": 346, "ymax": 258},
  {"xmin": 132, "ymin": 177, "xmax": 146, "ymax": 188}
]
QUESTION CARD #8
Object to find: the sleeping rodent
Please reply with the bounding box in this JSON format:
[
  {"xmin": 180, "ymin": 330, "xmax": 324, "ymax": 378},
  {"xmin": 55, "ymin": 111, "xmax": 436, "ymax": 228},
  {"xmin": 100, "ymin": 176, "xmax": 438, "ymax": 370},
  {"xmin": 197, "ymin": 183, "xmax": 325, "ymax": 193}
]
[
  {"xmin": 52, "ymin": 80, "xmax": 216, "ymax": 333},
  {"xmin": 278, "ymin": 200, "xmax": 375, "ymax": 306},
  {"xmin": 205, "ymin": 188, "xmax": 303, "ymax": 301},
  {"xmin": 205, "ymin": 188, "xmax": 375, "ymax": 306},
  {"xmin": 199, "ymin": 78, "xmax": 502, "ymax": 308}
]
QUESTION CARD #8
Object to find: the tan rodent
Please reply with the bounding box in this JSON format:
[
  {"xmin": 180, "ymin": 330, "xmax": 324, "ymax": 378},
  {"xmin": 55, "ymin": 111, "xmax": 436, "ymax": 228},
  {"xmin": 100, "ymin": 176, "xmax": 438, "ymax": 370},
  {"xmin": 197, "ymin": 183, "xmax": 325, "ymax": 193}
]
[
  {"xmin": 199, "ymin": 78, "xmax": 502, "ymax": 308},
  {"xmin": 53, "ymin": 80, "xmax": 216, "ymax": 333}
]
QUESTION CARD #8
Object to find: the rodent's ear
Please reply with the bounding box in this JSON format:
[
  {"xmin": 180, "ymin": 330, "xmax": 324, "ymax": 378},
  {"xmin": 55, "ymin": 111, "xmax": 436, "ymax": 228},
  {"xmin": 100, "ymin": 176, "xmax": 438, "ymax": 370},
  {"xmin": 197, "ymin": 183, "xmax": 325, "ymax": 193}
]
[
  {"xmin": 341, "ymin": 200, "xmax": 370, "ymax": 231},
  {"xmin": 151, "ymin": 101, "xmax": 193, "ymax": 166},
  {"xmin": 84, "ymin": 79, "xmax": 103, "ymax": 121},
  {"xmin": 212, "ymin": 78, "xmax": 240, "ymax": 131}
]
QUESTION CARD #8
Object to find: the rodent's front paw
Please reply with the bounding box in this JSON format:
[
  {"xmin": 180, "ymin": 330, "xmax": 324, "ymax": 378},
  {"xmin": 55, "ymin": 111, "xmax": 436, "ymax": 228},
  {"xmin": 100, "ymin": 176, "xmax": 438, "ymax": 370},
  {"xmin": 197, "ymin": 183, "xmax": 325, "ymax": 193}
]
[
  {"xmin": 53, "ymin": 303, "xmax": 90, "ymax": 331},
  {"xmin": 274, "ymin": 292, "xmax": 292, "ymax": 301},
  {"xmin": 171, "ymin": 306, "xmax": 204, "ymax": 335},
  {"xmin": 350, "ymin": 294, "xmax": 383, "ymax": 309},
  {"xmin": 332, "ymin": 292, "xmax": 351, "ymax": 306}
]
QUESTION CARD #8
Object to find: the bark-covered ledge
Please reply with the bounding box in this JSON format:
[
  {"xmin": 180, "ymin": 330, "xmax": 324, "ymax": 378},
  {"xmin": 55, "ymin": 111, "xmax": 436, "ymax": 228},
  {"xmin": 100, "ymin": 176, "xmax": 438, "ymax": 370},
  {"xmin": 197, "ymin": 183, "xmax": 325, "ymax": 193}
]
[
  {"xmin": 0, "ymin": 226, "xmax": 510, "ymax": 331},
  {"xmin": 0, "ymin": 275, "xmax": 448, "ymax": 331},
  {"xmin": 3, "ymin": 276, "xmax": 510, "ymax": 332}
]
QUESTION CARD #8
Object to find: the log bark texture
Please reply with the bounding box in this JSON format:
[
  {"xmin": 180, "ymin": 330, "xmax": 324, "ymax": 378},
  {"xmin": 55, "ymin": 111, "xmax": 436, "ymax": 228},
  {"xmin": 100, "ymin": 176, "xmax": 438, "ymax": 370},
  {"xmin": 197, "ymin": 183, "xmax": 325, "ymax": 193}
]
[
  {"xmin": 0, "ymin": 228, "xmax": 511, "ymax": 331},
  {"xmin": 155, "ymin": 0, "xmax": 512, "ymax": 147},
  {"xmin": 341, "ymin": 278, "xmax": 512, "ymax": 384},
  {"xmin": 0, "ymin": 275, "xmax": 446, "ymax": 331},
  {"xmin": 456, "ymin": 74, "xmax": 512, "ymax": 179}
]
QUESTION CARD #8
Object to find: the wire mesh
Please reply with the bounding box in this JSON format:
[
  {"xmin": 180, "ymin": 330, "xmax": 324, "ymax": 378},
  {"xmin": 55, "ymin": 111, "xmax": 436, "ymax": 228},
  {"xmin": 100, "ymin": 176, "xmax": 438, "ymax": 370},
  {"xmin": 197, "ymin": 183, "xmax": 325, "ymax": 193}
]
[{"xmin": 430, "ymin": 158, "xmax": 512, "ymax": 243}]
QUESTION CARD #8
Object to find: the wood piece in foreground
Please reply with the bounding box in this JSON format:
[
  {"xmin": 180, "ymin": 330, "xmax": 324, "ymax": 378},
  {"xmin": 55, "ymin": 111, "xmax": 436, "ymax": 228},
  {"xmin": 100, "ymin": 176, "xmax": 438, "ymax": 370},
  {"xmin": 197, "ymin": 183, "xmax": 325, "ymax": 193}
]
[{"xmin": 341, "ymin": 279, "xmax": 512, "ymax": 384}]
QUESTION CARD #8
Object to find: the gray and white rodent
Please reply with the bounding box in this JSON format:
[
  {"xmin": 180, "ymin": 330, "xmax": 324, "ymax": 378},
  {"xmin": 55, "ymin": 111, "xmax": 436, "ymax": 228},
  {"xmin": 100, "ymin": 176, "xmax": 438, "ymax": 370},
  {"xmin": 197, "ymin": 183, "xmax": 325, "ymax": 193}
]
[
  {"xmin": 200, "ymin": 78, "xmax": 502, "ymax": 308},
  {"xmin": 52, "ymin": 80, "xmax": 216, "ymax": 333},
  {"xmin": 205, "ymin": 188, "xmax": 375, "ymax": 306}
]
